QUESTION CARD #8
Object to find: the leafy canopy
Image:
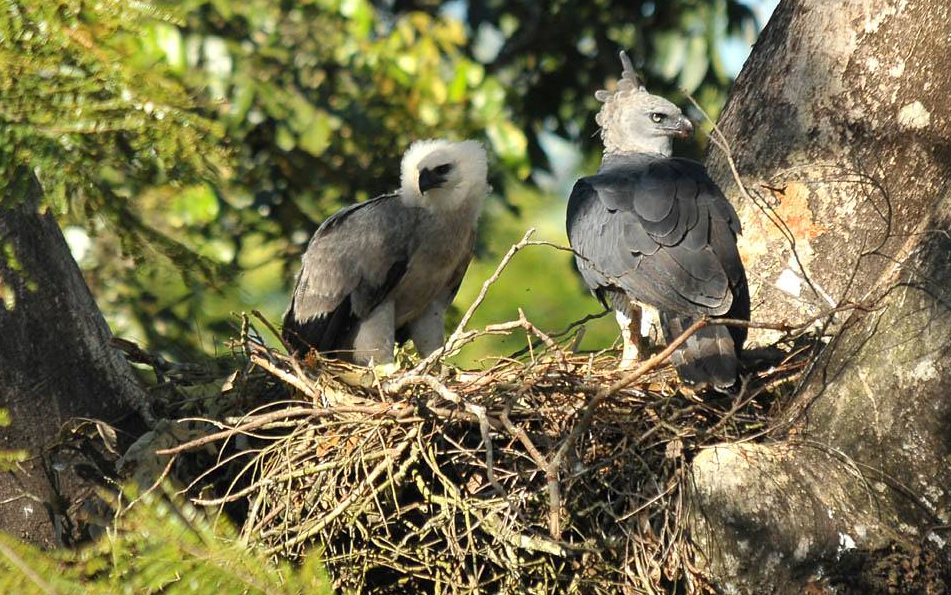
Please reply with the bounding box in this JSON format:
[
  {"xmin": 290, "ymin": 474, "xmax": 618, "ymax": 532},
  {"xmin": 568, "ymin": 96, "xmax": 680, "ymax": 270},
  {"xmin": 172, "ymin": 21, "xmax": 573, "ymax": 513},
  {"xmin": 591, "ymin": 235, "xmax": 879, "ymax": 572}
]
[
  {"xmin": 0, "ymin": 0, "xmax": 222, "ymax": 214},
  {"xmin": 1, "ymin": 0, "xmax": 758, "ymax": 362}
]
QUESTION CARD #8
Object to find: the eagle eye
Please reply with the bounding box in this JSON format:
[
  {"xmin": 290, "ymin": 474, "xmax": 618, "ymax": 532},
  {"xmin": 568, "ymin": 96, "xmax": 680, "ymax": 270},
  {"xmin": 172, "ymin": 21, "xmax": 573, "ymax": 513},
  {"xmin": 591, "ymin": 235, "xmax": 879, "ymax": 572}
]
[
  {"xmin": 434, "ymin": 164, "xmax": 453, "ymax": 175},
  {"xmin": 650, "ymin": 112, "xmax": 665, "ymax": 123}
]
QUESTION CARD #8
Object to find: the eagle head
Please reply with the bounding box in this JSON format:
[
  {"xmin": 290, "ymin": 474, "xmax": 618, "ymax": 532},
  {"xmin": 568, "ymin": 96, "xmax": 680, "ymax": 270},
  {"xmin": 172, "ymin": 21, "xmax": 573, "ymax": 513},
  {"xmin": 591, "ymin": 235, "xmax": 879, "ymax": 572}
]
[
  {"xmin": 400, "ymin": 139, "xmax": 488, "ymax": 212},
  {"xmin": 594, "ymin": 51, "xmax": 694, "ymax": 156}
]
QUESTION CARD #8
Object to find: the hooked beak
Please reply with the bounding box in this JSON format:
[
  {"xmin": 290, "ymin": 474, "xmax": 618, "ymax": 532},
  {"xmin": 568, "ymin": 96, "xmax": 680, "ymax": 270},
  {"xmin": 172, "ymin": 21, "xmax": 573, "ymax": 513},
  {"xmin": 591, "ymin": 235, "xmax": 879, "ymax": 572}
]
[
  {"xmin": 669, "ymin": 115, "xmax": 694, "ymax": 139},
  {"xmin": 418, "ymin": 167, "xmax": 446, "ymax": 193}
]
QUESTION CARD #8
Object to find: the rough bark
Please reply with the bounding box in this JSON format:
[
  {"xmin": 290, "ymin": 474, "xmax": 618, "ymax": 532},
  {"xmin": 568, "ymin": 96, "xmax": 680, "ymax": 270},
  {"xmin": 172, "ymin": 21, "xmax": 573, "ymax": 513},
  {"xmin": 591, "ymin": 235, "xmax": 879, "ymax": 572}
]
[
  {"xmin": 0, "ymin": 171, "xmax": 148, "ymax": 546},
  {"xmin": 690, "ymin": 1, "xmax": 951, "ymax": 592}
]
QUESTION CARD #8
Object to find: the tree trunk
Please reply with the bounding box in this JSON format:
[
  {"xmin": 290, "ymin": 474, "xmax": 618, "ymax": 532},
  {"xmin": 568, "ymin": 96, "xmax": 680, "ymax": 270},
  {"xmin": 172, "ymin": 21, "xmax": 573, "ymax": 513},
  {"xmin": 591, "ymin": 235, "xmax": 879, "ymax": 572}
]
[
  {"xmin": 0, "ymin": 171, "xmax": 149, "ymax": 547},
  {"xmin": 690, "ymin": 0, "xmax": 951, "ymax": 592}
]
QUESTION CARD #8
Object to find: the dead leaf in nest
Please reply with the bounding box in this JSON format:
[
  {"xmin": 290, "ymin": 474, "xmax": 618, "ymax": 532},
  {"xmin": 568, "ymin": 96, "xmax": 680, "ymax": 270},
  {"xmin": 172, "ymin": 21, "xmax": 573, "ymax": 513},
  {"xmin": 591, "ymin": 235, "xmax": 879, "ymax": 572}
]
[
  {"xmin": 95, "ymin": 421, "xmax": 119, "ymax": 456},
  {"xmin": 315, "ymin": 434, "xmax": 342, "ymax": 457},
  {"xmin": 335, "ymin": 369, "xmax": 376, "ymax": 388},
  {"xmin": 221, "ymin": 370, "xmax": 240, "ymax": 393},
  {"xmin": 679, "ymin": 384, "xmax": 698, "ymax": 398},
  {"xmin": 63, "ymin": 418, "xmax": 119, "ymax": 456},
  {"xmin": 466, "ymin": 473, "xmax": 483, "ymax": 494},
  {"xmin": 665, "ymin": 439, "xmax": 683, "ymax": 460},
  {"xmin": 117, "ymin": 422, "xmax": 190, "ymax": 489}
]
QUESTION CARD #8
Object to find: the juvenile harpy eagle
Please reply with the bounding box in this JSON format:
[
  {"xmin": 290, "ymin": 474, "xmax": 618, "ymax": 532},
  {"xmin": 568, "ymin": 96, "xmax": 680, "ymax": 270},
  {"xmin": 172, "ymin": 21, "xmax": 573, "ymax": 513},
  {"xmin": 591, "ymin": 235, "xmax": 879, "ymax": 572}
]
[
  {"xmin": 283, "ymin": 139, "xmax": 488, "ymax": 364},
  {"xmin": 566, "ymin": 52, "xmax": 749, "ymax": 388}
]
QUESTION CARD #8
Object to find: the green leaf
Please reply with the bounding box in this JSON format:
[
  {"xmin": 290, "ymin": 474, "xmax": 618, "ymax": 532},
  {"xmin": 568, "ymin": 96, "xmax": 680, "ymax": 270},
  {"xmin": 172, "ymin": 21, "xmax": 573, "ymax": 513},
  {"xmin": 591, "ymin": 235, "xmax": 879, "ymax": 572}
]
[
  {"xmin": 170, "ymin": 184, "xmax": 219, "ymax": 226},
  {"xmin": 153, "ymin": 23, "xmax": 185, "ymax": 73},
  {"xmin": 340, "ymin": 0, "xmax": 373, "ymax": 38},
  {"xmin": 471, "ymin": 78, "xmax": 506, "ymax": 119},
  {"xmin": 426, "ymin": 75, "xmax": 448, "ymax": 104},
  {"xmin": 396, "ymin": 53, "xmax": 418, "ymax": 75},
  {"xmin": 651, "ymin": 32, "xmax": 687, "ymax": 80},
  {"xmin": 0, "ymin": 450, "xmax": 29, "ymax": 472},
  {"xmin": 678, "ymin": 36, "xmax": 709, "ymax": 94},
  {"xmin": 210, "ymin": 0, "xmax": 234, "ymax": 19},
  {"xmin": 275, "ymin": 123, "xmax": 296, "ymax": 152},
  {"xmin": 298, "ymin": 112, "xmax": 334, "ymax": 157},
  {"xmin": 0, "ymin": 487, "xmax": 334, "ymax": 595},
  {"xmin": 448, "ymin": 62, "xmax": 469, "ymax": 102},
  {"xmin": 229, "ymin": 78, "xmax": 255, "ymax": 122},
  {"xmin": 487, "ymin": 120, "xmax": 529, "ymax": 178}
]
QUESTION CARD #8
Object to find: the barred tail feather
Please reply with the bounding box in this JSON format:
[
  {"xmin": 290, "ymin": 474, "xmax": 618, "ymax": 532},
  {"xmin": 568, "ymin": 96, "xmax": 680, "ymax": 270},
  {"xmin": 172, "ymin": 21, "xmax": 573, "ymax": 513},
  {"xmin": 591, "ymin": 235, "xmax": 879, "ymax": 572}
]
[{"xmin": 660, "ymin": 313, "xmax": 739, "ymax": 389}]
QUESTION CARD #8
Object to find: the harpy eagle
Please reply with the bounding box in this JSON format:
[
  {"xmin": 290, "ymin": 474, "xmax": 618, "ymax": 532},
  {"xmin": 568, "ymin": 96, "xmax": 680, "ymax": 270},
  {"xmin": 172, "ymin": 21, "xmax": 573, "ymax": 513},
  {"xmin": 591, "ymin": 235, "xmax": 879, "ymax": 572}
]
[
  {"xmin": 566, "ymin": 52, "xmax": 749, "ymax": 388},
  {"xmin": 283, "ymin": 139, "xmax": 488, "ymax": 364}
]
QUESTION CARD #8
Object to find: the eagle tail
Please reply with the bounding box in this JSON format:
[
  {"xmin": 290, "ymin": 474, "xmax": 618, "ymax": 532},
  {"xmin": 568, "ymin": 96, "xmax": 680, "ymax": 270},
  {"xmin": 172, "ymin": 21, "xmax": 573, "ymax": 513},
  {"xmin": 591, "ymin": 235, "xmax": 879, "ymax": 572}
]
[
  {"xmin": 281, "ymin": 296, "xmax": 355, "ymax": 356},
  {"xmin": 280, "ymin": 309, "xmax": 314, "ymax": 356},
  {"xmin": 660, "ymin": 313, "xmax": 739, "ymax": 389}
]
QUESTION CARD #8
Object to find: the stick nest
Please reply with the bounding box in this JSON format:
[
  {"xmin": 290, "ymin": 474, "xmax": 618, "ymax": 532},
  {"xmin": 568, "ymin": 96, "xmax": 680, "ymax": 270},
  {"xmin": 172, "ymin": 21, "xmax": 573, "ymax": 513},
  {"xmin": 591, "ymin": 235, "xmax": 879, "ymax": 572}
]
[
  {"xmin": 160, "ymin": 317, "xmax": 807, "ymax": 595},
  {"xmin": 141, "ymin": 235, "xmax": 821, "ymax": 594}
]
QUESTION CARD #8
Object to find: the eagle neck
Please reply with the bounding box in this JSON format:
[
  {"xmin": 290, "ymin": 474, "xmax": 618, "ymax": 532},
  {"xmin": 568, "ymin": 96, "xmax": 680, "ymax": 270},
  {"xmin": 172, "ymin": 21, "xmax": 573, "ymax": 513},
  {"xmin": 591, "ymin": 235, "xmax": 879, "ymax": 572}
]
[{"xmin": 601, "ymin": 150, "xmax": 667, "ymax": 170}]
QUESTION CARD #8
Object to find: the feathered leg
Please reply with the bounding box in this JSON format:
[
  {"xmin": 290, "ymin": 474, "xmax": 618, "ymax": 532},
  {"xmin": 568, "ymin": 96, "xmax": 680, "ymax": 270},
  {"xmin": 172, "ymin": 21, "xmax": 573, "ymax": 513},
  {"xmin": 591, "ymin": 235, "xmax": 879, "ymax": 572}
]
[
  {"xmin": 615, "ymin": 307, "xmax": 643, "ymax": 369},
  {"xmin": 351, "ymin": 301, "xmax": 396, "ymax": 365},
  {"xmin": 407, "ymin": 300, "xmax": 447, "ymax": 357},
  {"xmin": 660, "ymin": 312, "xmax": 739, "ymax": 389}
]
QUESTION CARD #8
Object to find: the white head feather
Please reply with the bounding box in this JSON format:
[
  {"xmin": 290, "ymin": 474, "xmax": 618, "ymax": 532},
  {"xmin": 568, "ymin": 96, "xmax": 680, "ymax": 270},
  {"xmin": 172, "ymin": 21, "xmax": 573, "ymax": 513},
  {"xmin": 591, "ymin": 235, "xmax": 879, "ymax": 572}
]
[
  {"xmin": 399, "ymin": 139, "xmax": 489, "ymax": 217},
  {"xmin": 595, "ymin": 51, "xmax": 694, "ymax": 157}
]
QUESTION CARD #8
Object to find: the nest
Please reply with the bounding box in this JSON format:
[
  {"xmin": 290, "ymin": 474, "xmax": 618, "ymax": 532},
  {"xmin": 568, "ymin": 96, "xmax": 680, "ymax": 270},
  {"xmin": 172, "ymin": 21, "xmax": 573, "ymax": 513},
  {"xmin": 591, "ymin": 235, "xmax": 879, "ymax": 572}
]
[
  {"xmin": 155, "ymin": 319, "xmax": 807, "ymax": 594},
  {"xmin": 143, "ymin": 235, "xmax": 819, "ymax": 594}
]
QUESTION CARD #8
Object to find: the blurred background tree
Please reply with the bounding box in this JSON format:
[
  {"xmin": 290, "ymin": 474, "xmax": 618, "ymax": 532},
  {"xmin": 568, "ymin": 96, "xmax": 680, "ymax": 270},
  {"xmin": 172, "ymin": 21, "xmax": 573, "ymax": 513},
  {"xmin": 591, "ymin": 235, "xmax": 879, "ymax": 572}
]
[{"xmin": 58, "ymin": 0, "xmax": 773, "ymax": 365}]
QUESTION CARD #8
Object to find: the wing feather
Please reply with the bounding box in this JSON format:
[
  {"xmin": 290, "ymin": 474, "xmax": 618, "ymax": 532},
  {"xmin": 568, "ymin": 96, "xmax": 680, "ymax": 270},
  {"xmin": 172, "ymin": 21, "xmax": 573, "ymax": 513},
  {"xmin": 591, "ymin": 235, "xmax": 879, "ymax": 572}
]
[
  {"xmin": 282, "ymin": 193, "xmax": 418, "ymax": 353},
  {"xmin": 566, "ymin": 154, "xmax": 746, "ymax": 318}
]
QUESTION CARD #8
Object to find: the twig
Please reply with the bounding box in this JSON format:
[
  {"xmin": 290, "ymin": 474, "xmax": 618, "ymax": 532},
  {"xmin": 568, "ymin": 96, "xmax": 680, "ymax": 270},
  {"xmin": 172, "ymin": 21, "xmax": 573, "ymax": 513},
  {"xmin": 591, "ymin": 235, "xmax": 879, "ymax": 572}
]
[
  {"xmin": 264, "ymin": 427, "xmax": 420, "ymax": 554},
  {"xmin": 381, "ymin": 373, "xmax": 509, "ymax": 498},
  {"xmin": 155, "ymin": 408, "xmax": 318, "ymax": 455},
  {"xmin": 414, "ymin": 229, "xmax": 537, "ymax": 371},
  {"xmin": 250, "ymin": 354, "xmax": 319, "ymax": 399},
  {"xmin": 544, "ymin": 317, "xmax": 708, "ymax": 537},
  {"xmin": 252, "ymin": 309, "xmax": 294, "ymax": 353},
  {"xmin": 500, "ymin": 406, "xmax": 548, "ymax": 471},
  {"xmin": 126, "ymin": 455, "xmax": 178, "ymax": 510},
  {"xmin": 708, "ymin": 301, "xmax": 879, "ymax": 334},
  {"xmin": 517, "ymin": 308, "xmax": 569, "ymax": 369}
]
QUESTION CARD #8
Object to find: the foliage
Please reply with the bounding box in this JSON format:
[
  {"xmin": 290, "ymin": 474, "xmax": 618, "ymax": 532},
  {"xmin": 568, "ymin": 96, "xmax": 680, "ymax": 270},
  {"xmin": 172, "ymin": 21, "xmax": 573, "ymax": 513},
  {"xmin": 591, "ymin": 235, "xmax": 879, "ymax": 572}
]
[
  {"xmin": 0, "ymin": 409, "xmax": 28, "ymax": 471},
  {"xmin": 0, "ymin": 489, "xmax": 333, "ymax": 595},
  {"xmin": 81, "ymin": 0, "xmax": 534, "ymax": 359},
  {"xmin": 0, "ymin": 0, "xmax": 760, "ymax": 361},
  {"xmin": 74, "ymin": 0, "xmax": 757, "ymax": 362},
  {"xmin": 0, "ymin": 0, "xmax": 221, "ymax": 213},
  {"xmin": 0, "ymin": 0, "xmax": 230, "ymax": 343},
  {"xmin": 384, "ymin": 0, "xmax": 758, "ymax": 158}
]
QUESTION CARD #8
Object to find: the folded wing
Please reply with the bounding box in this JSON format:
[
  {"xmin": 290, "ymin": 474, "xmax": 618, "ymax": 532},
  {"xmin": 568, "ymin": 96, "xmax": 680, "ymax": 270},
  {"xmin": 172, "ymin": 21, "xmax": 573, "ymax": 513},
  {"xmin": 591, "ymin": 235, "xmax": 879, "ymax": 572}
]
[
  {"xmin": 282, "ymin": 193, "xmax": 417, "ymax": 354},
  {"xmin": 567, "ymin": 154, "xmax": 749, "ymax": 386}
]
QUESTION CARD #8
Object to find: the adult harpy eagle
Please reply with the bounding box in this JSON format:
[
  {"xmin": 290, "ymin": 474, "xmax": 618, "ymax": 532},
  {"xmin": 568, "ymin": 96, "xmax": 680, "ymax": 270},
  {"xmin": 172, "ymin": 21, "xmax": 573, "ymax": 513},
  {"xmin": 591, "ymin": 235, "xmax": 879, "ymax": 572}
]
[
  {"xmin": 283, "ymin": 139, "xmax": 488, "ymax": 365},
  {"xmin": 566, "ymin": 52, "xmax": 749, "ymax": 388}
]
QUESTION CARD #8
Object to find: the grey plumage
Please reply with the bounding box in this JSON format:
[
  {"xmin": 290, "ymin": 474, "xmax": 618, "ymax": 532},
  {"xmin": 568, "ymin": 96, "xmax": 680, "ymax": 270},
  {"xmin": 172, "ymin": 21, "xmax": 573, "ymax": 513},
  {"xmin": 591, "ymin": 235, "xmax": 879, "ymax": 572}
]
[
  {"xmin": 283, "ymin": 139, "xmax": 488, "ymax": 364},
  {"xmin": 567, "ymin": 51, "xmax": 749, "ymax": 388}
]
